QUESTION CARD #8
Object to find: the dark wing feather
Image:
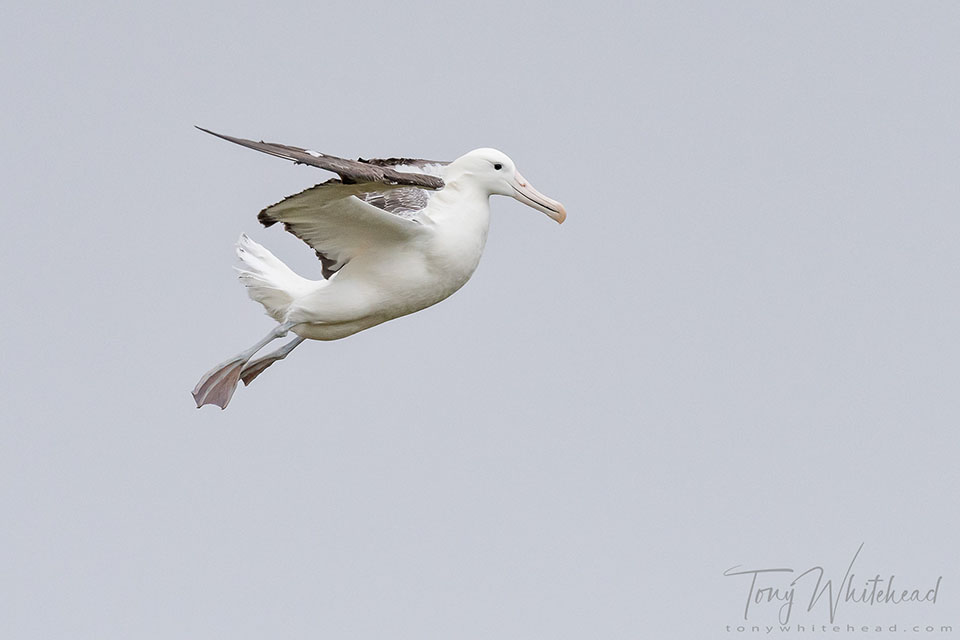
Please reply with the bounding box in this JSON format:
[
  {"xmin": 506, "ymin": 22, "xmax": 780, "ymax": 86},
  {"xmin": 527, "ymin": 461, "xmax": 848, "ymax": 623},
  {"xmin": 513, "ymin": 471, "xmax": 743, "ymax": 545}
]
[
  {"xmin": 358, "ymin": 188, "xmax": 431, "ymax": 218},
  {"xmin": 358, "ymin": 157, "xmax": 449, "ymax": 172},
  {"xmin": 196, "ymin": 127, "xmax": 445, "ymax": 189}
]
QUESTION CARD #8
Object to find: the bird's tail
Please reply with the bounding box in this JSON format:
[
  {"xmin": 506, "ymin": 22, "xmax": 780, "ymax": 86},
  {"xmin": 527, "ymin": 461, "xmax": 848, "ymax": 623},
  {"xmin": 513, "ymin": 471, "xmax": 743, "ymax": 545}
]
[{"xmin": 235, "ymin": 234, "xmax": 315, "ymax": 322}]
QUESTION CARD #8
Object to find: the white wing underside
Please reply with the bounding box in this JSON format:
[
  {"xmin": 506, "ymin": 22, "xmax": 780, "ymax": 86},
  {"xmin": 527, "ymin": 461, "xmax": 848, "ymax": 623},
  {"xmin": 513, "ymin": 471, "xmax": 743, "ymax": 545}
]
[{"xmin": 258, "ymin": 180, "xmax": 433, "ymax": 279}]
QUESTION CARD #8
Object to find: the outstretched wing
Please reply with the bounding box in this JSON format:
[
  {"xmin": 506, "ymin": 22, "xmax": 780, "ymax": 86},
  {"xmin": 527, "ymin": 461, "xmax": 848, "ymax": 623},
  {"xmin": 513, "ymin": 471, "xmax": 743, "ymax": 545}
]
[
  {"xmin": 199, "ymin": 127, "xmax": 451, "ymax": 279},
  {"xmin": 196, "ymin": 127, "xmax": 445, "ymax": 189}
]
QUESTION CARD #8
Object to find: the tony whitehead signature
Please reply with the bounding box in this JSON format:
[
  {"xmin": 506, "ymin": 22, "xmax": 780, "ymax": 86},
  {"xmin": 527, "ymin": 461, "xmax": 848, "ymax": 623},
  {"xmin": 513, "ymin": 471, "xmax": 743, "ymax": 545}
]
[{"xmin": 723, "ymin": 544, "xmax": 942, "ymax": 624}]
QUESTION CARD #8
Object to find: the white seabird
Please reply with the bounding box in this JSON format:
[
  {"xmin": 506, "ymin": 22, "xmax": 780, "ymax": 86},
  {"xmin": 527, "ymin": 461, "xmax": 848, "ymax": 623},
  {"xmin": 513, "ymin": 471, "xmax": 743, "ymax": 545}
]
[{"xmin": 192, "ymin": 128, "xmax": 566, "ymax": 409}]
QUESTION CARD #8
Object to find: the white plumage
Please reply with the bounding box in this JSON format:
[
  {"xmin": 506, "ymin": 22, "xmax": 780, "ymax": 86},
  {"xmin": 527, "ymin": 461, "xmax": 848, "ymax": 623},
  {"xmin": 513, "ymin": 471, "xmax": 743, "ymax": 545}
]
[
  {"xmin": 192, "ymin": 130, "xmax": 566, "ymax": 409},
  {"xmin": 235, "ymin": 234, "xmax": 314, "ymax": 322}
]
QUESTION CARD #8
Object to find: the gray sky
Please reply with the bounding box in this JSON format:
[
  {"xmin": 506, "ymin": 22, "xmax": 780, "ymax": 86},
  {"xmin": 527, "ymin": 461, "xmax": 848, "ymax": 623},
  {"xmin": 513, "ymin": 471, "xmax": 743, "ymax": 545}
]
[{"xmin": 2, "ymin": 2, "xmax": 959, "ymax": 638}]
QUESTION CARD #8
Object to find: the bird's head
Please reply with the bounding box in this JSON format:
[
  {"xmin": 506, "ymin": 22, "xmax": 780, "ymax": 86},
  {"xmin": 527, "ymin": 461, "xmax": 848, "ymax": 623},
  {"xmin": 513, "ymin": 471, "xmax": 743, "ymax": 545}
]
[{"xmin": 447, "ymin": 148, "xmax": 566, "ymax": 224}]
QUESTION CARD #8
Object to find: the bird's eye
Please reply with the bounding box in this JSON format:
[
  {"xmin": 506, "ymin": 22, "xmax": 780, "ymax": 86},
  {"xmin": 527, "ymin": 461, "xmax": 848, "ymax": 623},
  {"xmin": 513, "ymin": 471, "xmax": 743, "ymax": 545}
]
[{"xmin": 493, "ymin": 163, "xmax": 502, "ymax": 170}]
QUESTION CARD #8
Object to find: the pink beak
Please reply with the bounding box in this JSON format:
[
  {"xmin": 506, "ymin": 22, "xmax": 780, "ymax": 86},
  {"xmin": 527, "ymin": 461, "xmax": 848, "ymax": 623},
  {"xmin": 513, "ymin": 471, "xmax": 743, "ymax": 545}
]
[{"xmin": 511, "ymin": 171, "xmax": 566, "ymax": 224}]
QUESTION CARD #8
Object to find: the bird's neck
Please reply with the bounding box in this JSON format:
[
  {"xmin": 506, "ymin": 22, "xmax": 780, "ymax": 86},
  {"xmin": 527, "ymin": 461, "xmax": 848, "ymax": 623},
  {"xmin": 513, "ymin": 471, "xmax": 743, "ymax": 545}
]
[
  {"xmin": 428, "ymin": 179, "xmax": 491, "ymax": 229},
  {"xmin": 421, "ymin": 180, "xmax": 492, "ymax": 277}
]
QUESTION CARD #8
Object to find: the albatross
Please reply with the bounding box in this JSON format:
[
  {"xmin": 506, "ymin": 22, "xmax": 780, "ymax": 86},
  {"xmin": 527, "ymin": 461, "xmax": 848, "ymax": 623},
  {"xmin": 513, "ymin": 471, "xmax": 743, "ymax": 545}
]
[{"xmin": 191, "ymin": 127, "xmax": 566, "ymax": 409}]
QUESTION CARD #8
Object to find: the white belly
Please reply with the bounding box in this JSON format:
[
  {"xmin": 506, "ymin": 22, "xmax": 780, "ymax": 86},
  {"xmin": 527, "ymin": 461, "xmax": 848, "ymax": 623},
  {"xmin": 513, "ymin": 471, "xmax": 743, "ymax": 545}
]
[{"xmin": 286, "ymin": 194, "xmax": 491, "ymax": 338}]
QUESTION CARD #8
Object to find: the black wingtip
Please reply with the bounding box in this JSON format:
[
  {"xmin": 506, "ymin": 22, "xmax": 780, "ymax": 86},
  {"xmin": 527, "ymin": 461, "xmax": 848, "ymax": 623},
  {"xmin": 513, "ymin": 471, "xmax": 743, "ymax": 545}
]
[{"xmin": 195, "ymin": 125, "xmax": 226, "ymax": 139}]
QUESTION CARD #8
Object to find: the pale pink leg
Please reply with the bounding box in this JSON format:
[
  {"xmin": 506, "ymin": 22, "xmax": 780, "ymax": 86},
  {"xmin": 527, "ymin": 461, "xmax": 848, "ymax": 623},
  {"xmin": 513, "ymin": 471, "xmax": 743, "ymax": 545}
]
[
  {"xmin": 191, "ymin": 322, "xmax": 295, "ymax": 409},
  {"xmin": 240, "ymin": 336, "xmax": 306, "ymax": 386}
]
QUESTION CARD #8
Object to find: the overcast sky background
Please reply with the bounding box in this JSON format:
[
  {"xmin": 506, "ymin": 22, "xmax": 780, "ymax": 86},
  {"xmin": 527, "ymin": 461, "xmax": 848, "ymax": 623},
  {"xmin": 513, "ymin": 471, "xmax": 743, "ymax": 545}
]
[{"xmin": 2, "ymin": 2, "xmax": 959, "ymax": 638}]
